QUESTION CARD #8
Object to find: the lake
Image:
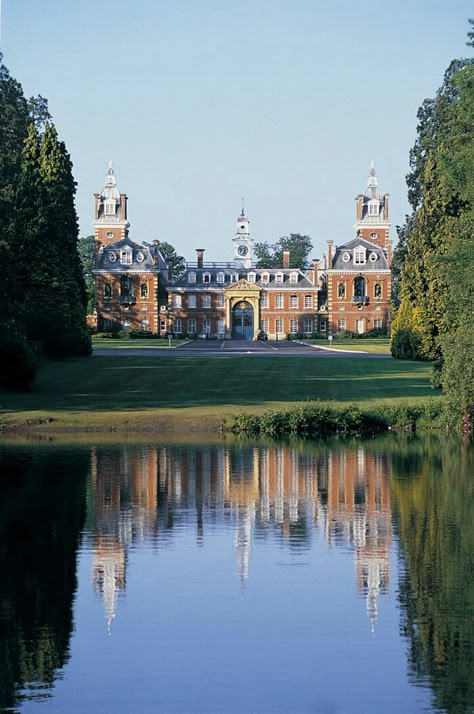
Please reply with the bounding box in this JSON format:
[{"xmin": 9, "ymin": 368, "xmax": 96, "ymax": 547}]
[{"xmin": 0, "ymin": 433, "xmax": 472, "ymax": 714}]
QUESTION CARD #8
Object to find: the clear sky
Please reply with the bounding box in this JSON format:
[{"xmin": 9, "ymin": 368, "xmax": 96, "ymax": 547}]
[{"xmin": 2, "ymin": 0, "xmax": 472, "ymax": 262}]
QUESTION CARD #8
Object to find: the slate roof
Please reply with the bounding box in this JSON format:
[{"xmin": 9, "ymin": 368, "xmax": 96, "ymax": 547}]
[
  {"xmin": 331, "ymin": 238, "xmax": 389, "ymax": 271},
  {"xmin": 95, "ymin": 236, "xmax": 167, "ymax": 273},
  {"xmin": 170, "ymin": 266, "xmax": 316, "ymax": 290}
]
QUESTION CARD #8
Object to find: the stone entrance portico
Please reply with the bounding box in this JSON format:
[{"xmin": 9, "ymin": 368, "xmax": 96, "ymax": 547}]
[{"xmin": 225, "ymin": 279, "xmax": 261, "ymax": 339}]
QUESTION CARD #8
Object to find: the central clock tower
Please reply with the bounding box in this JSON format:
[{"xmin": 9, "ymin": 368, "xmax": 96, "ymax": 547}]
[{"xmin": 232, "ymin": 201, "xmax": 253, "ymax": 268}]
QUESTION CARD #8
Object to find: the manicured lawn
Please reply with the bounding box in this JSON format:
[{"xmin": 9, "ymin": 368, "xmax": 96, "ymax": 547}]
[
  {"xmin": 305, "ymin": 338, "xmax": 391, "ymax": 354},
  {"xmin": 0, "ymin": 355, "xmax": 438, "ymax": 432},
  {"xmin": 92, "ymin": 338, "xmax": 187, "ymax": 349}
]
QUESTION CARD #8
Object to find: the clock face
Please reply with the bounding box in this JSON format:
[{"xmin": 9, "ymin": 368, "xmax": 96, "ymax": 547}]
[{"xmin": 237, "ymin": 244, "xmax": 249, "ymax": 257}]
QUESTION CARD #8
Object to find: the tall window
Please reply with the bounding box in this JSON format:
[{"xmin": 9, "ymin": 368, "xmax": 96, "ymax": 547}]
[
  {"xmin": 217, "ymin": 272, "xmax": 225, "ymax": 284},
  {"xmin": 304, "ymin": 294, "xmax": 312, "ymax": 308},
  {"xmin": 202, "ymin": 295, "xmax": 211, "ymax": 308},
  {"xmin": 290, "ymin": 295, "xmax": 298, "ymax": 309},
  {"xmin": 337, "ymin": 318, "xmax": 346, "ymax": 332},
  {"xmin": 140, "ymin": 283, "xmax": 148, "ymax": 299},
  {"xmin": 276, "ymin": 294, "xmax": 283, "ymax": 309},
  {"xmin": 374, "ymin": 282, "xmax": 382, "ymax": 299},
  {"xmin": 188, "ymin": 294, "xmax": 196, "ymax": 308},
  {"xmin": 353, "ymin": 248, "xmax": 366, "ymax": 265},
  {"xmin": 261, "ymin": 292, "xmax": 269, "ymax": 308},
  {"xmin": 120, "ymin": 250, "xmax": 132, "ymax": 265},
  {"xmin": 290, "ymin": 319, "xmax": 298, "ymax": 334},
  {"xmin": 338, "ymin": 282, "xmax": 345, "ymax": 299},
  {"xmin": 374, "ymin": 318, "xmax": 383, "ymax": 329},
  {"xmin": 260, "ymin": 319, "xmax": 269, "ymax": 333},
  {"xmin": 353, "ymin": 276, "xmax": 366, "ymax": 299},
  {"xmin": 303, "ymin": 318, "xmax": 313, "ymax": 333},
  {"xmin": 368, "ymin": 201, "xmax": 379, "ymax": 216},
  {"xmin": 140, "ymin": 319, "xmax": 149, "ymax": 331},
  {"xmin": 104, "ymin": 283, "xmax": 112, "ymax": 299},
  {"xmin": 203, "ymin": 318, "xmax": 211, "ymax": 334},
  {"xmin": 276, "ymin": 318, "xmax": 283, "ymax": 334},
  {"xmin": 188, "ymin": 318, "xmax": 196, "ymax": 333},
  {"xmin": 173, "ymin": 319, "xmax": 182, "ymax": 334},
  {"xmin": 105, "ymin": 201, "xmax": 115, "ymax": 215},
  {"xmin": 120, "ymin": 275, "xmax": 131, "ymax": 297},
  {"xmin": 217, "ymin": 319, "xmax": 225, "ymax": 334},
  {"xmin": 172, "ymin": 294, "xmax": 182, "ymax": 308},
  {"xmin": 231, "ymin": 273, "xmax": 239, "ymax": 283},
  {"xmin": 217, "ymin": 293, "xmax": 225, "ymax": 307},
  {"xmin": 203, "ymin": 273, "xmax": 211, "ymax": 283},
  {"xmin": 320, "ymin": 320, "xmax": 327, "ymax": 332}
]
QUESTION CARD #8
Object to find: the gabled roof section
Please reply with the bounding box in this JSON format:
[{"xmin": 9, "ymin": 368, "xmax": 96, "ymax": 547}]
[
  {"xmin": 331, "ymin": 237, "xmax": 389, "ymax": 271},
  {"xmin": 95, "ymin": 235, "xmax": 158, "ymax": 272}
]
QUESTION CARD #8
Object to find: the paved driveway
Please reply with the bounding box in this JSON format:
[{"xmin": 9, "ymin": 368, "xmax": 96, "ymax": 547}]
[{"xmin": 94, "ymin": 339, "xmax": 391, "ymax": 358}]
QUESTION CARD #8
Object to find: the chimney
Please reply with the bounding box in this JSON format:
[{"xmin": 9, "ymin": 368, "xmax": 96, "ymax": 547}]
[
  {"xmin": 355, "ymin": 193, "xmax": 364, "ymax": 221},
  {"xmin": 196, "ymin": 248, "xmax": 205, "ymax": 268},
  {"xmin": 307, "ymin": 257, "xmax": 320, "ymax": 284},
  {"xmin": 327, "ymin": 240, "xmax": 334, "ymax": 267},
  {"xmin": 153, "ymin": 240, "xmax": 159, "ymax": 267},
  {"xmin": 94, "ymin": 193, "xmax": 100, "ymax": 220},
  {"xmin": 386, "ymin": 239, "xmax": 392, "ymax": 268},
  {"xmin": 283, "ymin": 250, "xmax": 290, "ymax": 268},
  {"xmin": 120, "ymin": 193, "xmax": 128, "ymax": 220}
]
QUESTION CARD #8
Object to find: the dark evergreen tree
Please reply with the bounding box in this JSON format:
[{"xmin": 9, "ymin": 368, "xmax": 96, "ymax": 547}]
[{"xmin": 78, "ymin": 235, "xmax": 96, "ymax": 313}]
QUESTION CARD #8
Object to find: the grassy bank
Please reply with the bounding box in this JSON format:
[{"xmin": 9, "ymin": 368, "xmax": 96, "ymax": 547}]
[
  {"xmin": 0, "ymin": 354, "xmax": 438, "ymax": 433},
  {"xmin": 92, "ymin": 337, "xmax": 187, "ymax": 349},
  {"xmin": 305, "ymin": 338, "xmax": 391, "ymax": 353}
]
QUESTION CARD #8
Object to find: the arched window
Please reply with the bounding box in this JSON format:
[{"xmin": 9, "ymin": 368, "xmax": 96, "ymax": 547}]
[
  {"xmin": 120, "ymin": 275, "xmax": 131, "ymax": 297},
  {"xmin": 338, "ymin": 282, "xmax": 345, "ymax": 299},
  {"xmin": 374, "ymin": 282, "xmax": 382, "ymax": 299},
  {"xmin": 140, "ymin": 283, "xmax": 148, "ymax": 299},
  {"xmin": 104, "ymin": 282, "xmax": 112, "ymax": 299},
  {"xmin": 353, "ymin": 276, "xmax": 366, "ymax": 299}
]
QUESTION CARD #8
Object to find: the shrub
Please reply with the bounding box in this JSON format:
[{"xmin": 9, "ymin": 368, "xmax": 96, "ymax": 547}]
[
  {"xmin": 391, "ymin": 329, "xmax": 421, "ymax": 359},
  {"xmin": 0, "ymin": 328, "xmax": 38, "ymax": 391},
  {"xmin": 334, "ymin": 330, "xmax": 358, "ymax": 340}
]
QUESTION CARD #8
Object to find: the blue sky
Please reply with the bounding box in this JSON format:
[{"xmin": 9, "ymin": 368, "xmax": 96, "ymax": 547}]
[{"xmin": 2, "ymin": 0, "xmax": 472, "ymax": 261}]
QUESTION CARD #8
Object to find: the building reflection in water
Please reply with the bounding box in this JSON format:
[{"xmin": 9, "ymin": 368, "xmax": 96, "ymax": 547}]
[{"xmin": 89, "ymin": 442, "xmax": 391, "ymax": 631}]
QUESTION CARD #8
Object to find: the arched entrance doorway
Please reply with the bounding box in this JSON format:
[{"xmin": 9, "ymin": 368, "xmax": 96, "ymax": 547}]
[{"xmin": 232, "ymin": 301, "xmax": 254, "ymax": 339}]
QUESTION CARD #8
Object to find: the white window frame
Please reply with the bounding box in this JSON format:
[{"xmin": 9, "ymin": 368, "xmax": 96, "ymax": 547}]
[
  {"xmin": 374, "ymin": 318, "xmax": 383, "ymax": 329},
  {"xmin": 188, "ymin": 272, "xmax": 196, "ymax": 284},
  {"xmin": 140, "ymin": 319, "xmax": 149, "ymax": 331},
  {"xmin": 276, "ymin": 294, "xmax": 283, "ymax": 309},
  {"xmin": 303, "ymin": 318, "xmax": 313, "ymax": 334},
  {"xmin": 276, "ymin": 318, "xmax": 283, "ymax": 334},
  {"xmin": 105, "ymin": 201, "xmax": 115, "ymax": 215},
  {"xmin": 275, "ymin": 272, "xmax": 284, "ymax": 284},
  {"xmin": 290, "ymin": 295, "xmax": 298, "ymax": 309},
  {"xmin": 188, "ymin": 318, "xmax": 196, "ymax": 333},
  {"xmin": 368, "ymin": 201, "xmax": 379, "ymax": 216},
  {"xmin": 203, "ymin": 272, "xmax": 211, "ymax": 284},
  {"xmin": 120, "ymin": 250, "xmax": 132, "ymax": 265},
  {"xmin": 261, "ymin": 272, "xmax": 269, "ymax": 284},
  {"xmin": 290, "ymin": 319, "xmax": 298, "ymax": 334},
  {"xmin": 261, "ymin": 292, "xmax": 269, "ymax": 308},
  {"xmin": 260, "ymin": 319, "xmax": 269, "ymax": 333},
  {"xmin": 217, "ymin": 318, "xmax": 225, "ymax": 334},
  {"xmin": 304, "ymin": 294, "xmax": 312, "ymax": 308},
  {"xmin": 290, "ymin": 272, "xmax": 298, "ymax": 284},
  {"xmin": 217, "ymin": 293, "xmax": 225, "ymax": 307},
  {"xmin": 217, "ymin": 272, "xmax": 225, "ymax": 284},
  {"xmin": 353, "ymin": 247, "xmax": 366, "ymax": 265},
  {"xmin": 320, "ymin": 320, "xmax": 327, "ymax": 332},
  {"xmin": 202, "ymin": 318, "xmax": 211, "ymax": 334},
  {"xmin": 173, "ymin": 319, "xmax": 182, "ymax": 334},
  {"xmin": 188, "ymin": 294, "xmax": 196, "ymax": 308},
  {"xmin": 202, "ymin": 294, "xmax": 211, "ymax": 308},
  {"xmin": 231, "ymin": 273, "xmax": 239, "ymax": 283},
  {"xmin": 172, "ymin": 294, "xmax": 182, "ymax": 308},
  {"xmin": 247, "ymin": 272, "xmax": 256, "ymax": 283},
  {"xmin": 337, "ymin": 319, "xmax": 346, "ymax": 332}
]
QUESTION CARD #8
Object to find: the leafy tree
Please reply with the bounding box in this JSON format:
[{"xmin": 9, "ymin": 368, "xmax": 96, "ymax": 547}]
[
  {"xmin": 78, "ymin": 235, "xmax": 96, "ymax": 313},
  {"xmin": 154, "ymin": 240, "xmax": 185, "ymax": 279},
  {"xmin": 254, "ymin": 234, "xmax": 313, "ymax": 268}
]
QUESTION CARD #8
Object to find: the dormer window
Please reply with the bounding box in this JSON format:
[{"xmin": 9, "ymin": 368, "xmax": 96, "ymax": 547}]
[
  {"xmin": 217, "ymin": 272, "xmax": 225, "ymax": 284},
  {"xmin": 203, "ymin": 273, "xmax": 211, "ymax": 283},
  {"xmin": 261, "ymin": 272, "xmax": 269, "ymax": 284},
  {"xmin": 188, "ymin": 272, "xmax": 196, "ymax": 284},
  {"xmin": 105, "ymin": 201, "xmax": 115, "ymax": 216},
  {"xmin": 231, "ymin": 273, "xmax": 239, "ymax": 283},
  {"xmin": 275, "ymin": 272, "xmax": 284, "ymax": 283},
  {"xmin": 248, "ymin": 272, "xmax": 256, "ymax": 283},
  {"xmin": 120, "ymin": 250, "xmax": 132, "ymax": 265},
  {"xmin": 353, "ymin": 247, "xmax": 366, "ymax": 265},
  {"xmin": 368, "ymin": 200, "xmax": 379, "ymax": 217},
  {"xmin": 290, "ymin": 272, "xmax": 298, "ymax": 284}
]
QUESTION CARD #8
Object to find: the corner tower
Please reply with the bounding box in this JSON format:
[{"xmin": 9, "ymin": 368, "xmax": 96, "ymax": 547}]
[
  {"xmin": 354, "ymin": 162, "xmax": 390, "ymax": 248},
  {"xmin": 232, "ymin": 199, "xmax": 253, "ymax": 269},
  {"xmin": 94, "ymin": 162, "xmax": 129, "ymax": 249}
]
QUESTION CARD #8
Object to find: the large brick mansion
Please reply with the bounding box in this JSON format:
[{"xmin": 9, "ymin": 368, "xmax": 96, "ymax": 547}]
[{"xmin": 92, "ymin": 163, "xmax": 392, "ymax": 339}]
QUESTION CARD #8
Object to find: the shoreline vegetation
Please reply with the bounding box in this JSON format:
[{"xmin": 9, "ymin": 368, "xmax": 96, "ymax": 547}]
[{"xmin": 0, "ymin": 354, "xmax": 445, "ymax": 437}]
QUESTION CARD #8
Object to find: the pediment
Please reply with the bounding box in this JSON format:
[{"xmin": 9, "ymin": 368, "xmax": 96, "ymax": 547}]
[{"xmin": 225, "ymin": 279, "xmax": 260, "ymax": 293}]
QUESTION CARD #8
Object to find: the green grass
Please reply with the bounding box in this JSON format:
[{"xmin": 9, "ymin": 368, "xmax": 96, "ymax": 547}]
[
  {"xmin": 92, "ymin": 338, "xmax": 187, "ymax": 349},
  {"xmin": 305, "ymin": 338, "xmax": 391, "ymax": 354},
  {"xmin": 0, "ymin": 354, "xmax": 439, "ymax": 432}
]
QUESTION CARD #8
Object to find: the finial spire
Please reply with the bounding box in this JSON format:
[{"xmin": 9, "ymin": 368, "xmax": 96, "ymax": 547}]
[{"xmin": 241, "ymin": 195, "xmax": 245, "ymax": 217}]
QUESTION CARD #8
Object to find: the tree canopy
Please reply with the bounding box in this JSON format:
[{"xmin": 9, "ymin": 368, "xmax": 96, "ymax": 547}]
[{"xmin": 254, "ymin": 234, "xmax": 313, "ymax": 269}]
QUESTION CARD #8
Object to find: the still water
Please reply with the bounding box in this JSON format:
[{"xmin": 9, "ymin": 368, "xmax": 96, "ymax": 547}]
[{"xmin": 0, "ymin": 434, "xmax": 472, "ymax": 714}]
